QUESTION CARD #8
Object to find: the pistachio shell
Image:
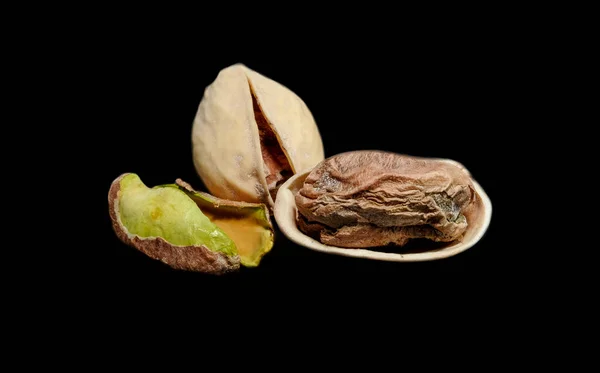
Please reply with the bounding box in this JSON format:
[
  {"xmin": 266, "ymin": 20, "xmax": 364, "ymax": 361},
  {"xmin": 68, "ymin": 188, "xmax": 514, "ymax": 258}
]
[
  {"xmin": 192, "ymin": 63, "xmax": 324, "ymax": 209},
  {"xmin": 273, "ymin": 156, "xmax": 492, "ymax": 262},
  {"xmin": 108, "ymin": 173, "xmax": 240, "ymax": 274}
]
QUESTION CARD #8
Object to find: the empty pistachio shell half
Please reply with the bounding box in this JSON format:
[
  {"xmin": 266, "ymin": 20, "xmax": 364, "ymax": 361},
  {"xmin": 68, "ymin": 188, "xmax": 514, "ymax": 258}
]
[
  {"xmin": 192, "ymin": 63, "xmax": 325, "ymax": 209},
  {"xmin": 108, "ymin": 173, "xmax": 274, "ymax": 273},
  {"xmin": 273, "ymin": 151, "xmax": 492, "ymax": 262}
]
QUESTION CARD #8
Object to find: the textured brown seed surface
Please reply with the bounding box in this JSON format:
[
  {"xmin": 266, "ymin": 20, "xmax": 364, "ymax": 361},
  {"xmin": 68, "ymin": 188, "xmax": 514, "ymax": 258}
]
[{"xmin": 295, "ymin": 150, "xmax": 478, "ymax": 249}]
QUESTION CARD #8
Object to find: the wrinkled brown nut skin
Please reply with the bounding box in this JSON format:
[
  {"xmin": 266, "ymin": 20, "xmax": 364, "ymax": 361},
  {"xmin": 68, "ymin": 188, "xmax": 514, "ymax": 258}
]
[{"xmin": 295, "ymin": 151, "xmax": 477, "ymax": 249}]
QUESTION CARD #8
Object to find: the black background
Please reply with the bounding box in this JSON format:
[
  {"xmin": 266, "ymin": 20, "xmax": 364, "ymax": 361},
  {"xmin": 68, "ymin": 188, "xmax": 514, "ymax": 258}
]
[
  {"xmin": 85, "ymin": 23, "xmax": 524, "ymax": 310},
  {"xmin": 11, "ymin": 5, "xmax": 583, "ymax": 363},
  {"xmin": 20, "ymin": 7, "xmax": 585, "ymax": 363}
]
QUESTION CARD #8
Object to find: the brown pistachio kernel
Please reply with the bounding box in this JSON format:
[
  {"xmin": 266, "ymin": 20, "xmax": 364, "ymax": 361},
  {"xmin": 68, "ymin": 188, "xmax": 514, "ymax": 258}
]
[{"xmin": 296, "ymin": 150, "xmax": 476, "ymax": 248}]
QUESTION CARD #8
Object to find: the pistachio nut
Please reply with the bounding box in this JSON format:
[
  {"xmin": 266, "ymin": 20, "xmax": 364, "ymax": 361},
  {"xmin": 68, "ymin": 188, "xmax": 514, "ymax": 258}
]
[
  {"xmin": 192, "ymin": 63, "xmax": 324, "ymax": 210},
  {"xmin": 108, "ymin": 173, "xmax": 274, "ymax": 274},
  {"xmin": 274, "ymin": 150, "xmax": 492, "ymax": 262}
]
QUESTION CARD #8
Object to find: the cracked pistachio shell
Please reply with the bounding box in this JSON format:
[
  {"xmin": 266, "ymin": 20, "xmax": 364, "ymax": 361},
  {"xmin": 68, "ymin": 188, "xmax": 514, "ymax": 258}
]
[
  {"xmin": 192, "ymin": 63, "xmax": 324, "ymax": 209},
  {"xmin": 273, "ymin": 154, "xmax": 492, "ymax": 262},
  {"xmin": 108, "ymin": 173, "xmax": 240, "ymax": 274}
]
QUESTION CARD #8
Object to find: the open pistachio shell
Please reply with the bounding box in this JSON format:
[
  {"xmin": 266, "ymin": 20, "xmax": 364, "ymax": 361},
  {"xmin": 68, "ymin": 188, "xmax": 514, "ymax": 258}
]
[
  {"xmin": 192, "ymin": 63, "xmax": 324, "ymax": 209},
  {"xmin": 174, "ymin": 179, "xmax": 274, "ymax": 267},
  {"xmin": 273, "ymin": 155, "xmax": 492, "ymax": 262},
  {"xmin": 108, "ymin": 173, "xmax": 240, "ymax": 274}
]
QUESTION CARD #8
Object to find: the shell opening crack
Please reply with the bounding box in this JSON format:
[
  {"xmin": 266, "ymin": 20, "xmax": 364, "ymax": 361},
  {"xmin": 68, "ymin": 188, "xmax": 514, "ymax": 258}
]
[{"xmin": 248, "ymin": 79, "xmax": 293, "ymax": 201}]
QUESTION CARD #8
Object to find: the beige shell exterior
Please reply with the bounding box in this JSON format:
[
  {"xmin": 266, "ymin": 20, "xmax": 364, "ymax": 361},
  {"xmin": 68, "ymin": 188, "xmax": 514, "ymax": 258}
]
[
  {"xmin": 274, "ymin": 159, "xmax": 492, "ymax": 262},
  {"xmin": 192, "ymin": 63, "xmax": 324, "ymax": 208}
]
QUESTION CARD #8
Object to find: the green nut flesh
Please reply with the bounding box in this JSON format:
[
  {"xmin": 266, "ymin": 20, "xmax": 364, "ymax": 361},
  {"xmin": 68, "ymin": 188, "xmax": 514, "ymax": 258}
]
[
  {"xmin": 173, "ymin": 179, "xmax": 274, "ymax": 268},
  {"xmin": 108, "ymin": 173, "xmax": 240, "ymax": 274}
]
